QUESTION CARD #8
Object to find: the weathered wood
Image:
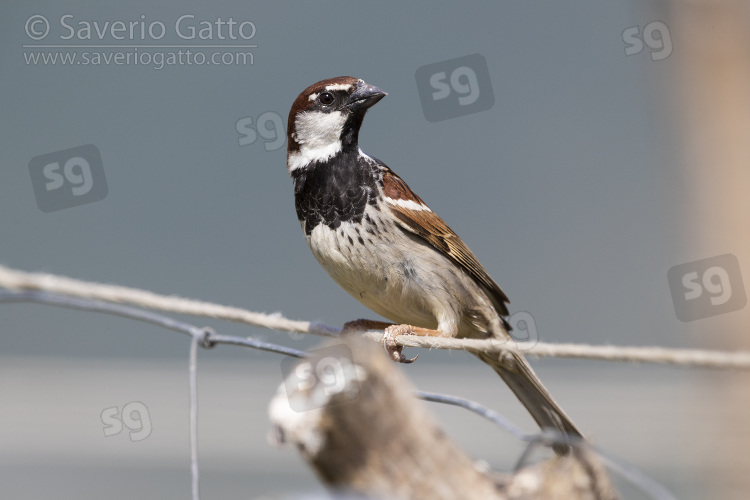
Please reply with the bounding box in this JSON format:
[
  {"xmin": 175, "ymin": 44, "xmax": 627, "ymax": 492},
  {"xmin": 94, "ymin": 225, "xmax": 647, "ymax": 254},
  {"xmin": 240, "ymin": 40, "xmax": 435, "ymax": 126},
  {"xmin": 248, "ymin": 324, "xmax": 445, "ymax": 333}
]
[
  {"xmin": 497, "ymin": 448, "xmax": 617, "ymax": 500},
  {"xmin": 269, "ymin": 337, "xmax": 617, "ymax": 500}
]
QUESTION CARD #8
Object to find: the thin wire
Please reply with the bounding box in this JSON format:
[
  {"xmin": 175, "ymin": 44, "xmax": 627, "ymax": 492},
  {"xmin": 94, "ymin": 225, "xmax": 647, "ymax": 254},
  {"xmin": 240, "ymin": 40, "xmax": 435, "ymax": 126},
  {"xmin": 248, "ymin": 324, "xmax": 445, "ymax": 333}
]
[
  {"xmin": 593, "ymin": 447, "xmax": 678, "ymax": 500},
  {"xmin": 0, "ymin": 290, "xmax": 201, "ymax": 337},
  {"xmin": 207, "ymin": 333, "xmax": 307, "ymax": 358},
  {"xmin": 189, "ymin": 332, "xmax": 200, "ymax": 500},
  {"xmin": 415, "ymin": 391, "xmax": 527, "ymax": 439},
  {"xmin": 0, "ymin": 291, "xmax": 305, "ymax": 359},
  {"xmin": 0, "ymin": 291, "xmax": 309, "ymax": 359},
  {"xmin": 418, "ymin": 390, "xmax": 676, "ymax": 500}
]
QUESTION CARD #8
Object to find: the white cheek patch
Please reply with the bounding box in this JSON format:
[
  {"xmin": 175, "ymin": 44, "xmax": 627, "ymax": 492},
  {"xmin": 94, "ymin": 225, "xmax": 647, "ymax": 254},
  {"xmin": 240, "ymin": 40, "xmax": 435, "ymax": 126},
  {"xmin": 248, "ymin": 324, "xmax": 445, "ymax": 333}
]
[
  {"xmin": 288, "ymin": 110, "xmax": 347, "ymax": 172},
  {"xmin": 295, "ymin": 110, "xmax": 347, "ymax": 146},
  {"xmin": 386, "ymin": 197, "xmax": 432, "ymax": 212},
  {"xmin": 324, "ymin": 83, "xmax": 352, "ymax": 92}
]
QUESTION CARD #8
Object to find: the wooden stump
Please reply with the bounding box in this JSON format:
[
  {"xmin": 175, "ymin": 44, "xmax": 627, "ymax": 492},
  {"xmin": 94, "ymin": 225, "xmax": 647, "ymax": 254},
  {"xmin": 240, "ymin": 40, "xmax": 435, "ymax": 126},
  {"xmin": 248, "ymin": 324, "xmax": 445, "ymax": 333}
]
[{"xmin": 269, "ymin": 337, "xmax": 617, "ymax": 500}]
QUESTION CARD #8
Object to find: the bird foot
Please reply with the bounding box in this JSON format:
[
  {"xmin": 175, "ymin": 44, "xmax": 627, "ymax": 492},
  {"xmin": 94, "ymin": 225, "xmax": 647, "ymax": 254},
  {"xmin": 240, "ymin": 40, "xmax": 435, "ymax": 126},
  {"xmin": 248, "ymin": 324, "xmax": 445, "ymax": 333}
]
[{"xmin": 383, "ymin": 324, "xmax": 419, "ymax": 364}]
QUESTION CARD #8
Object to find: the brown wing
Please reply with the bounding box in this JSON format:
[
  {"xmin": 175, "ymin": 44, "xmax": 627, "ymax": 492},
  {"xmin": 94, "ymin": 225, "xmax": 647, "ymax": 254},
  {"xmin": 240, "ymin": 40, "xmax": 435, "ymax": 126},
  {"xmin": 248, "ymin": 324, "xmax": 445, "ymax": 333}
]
[{"xmin": 381, "ymin": 168, "xmax": 510, "ymax": 317}]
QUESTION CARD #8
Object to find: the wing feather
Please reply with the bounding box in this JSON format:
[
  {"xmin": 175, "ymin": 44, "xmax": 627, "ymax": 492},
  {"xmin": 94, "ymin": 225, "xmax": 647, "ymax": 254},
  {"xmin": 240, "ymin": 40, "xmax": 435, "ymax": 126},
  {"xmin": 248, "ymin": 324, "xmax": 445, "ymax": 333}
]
[{"xmin": 381, "ymin": 168, "xmax": 510, "ymax": 317}]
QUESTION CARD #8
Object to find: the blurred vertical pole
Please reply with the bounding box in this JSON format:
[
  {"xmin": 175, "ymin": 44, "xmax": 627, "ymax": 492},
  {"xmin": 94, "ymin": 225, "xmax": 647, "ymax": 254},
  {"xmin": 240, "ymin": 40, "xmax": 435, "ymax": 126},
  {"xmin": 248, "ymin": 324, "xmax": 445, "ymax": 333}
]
[{"xmin": 670, "ymin": 1, "xmax": 750, "ymax": 497}]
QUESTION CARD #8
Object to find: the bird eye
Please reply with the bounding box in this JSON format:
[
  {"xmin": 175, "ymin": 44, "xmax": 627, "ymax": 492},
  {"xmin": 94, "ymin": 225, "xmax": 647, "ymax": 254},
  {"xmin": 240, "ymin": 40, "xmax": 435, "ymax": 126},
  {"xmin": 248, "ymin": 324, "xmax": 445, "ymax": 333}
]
[{"xmin": 319, "ymin": 92, "xmax": 334, "ymax": 105}]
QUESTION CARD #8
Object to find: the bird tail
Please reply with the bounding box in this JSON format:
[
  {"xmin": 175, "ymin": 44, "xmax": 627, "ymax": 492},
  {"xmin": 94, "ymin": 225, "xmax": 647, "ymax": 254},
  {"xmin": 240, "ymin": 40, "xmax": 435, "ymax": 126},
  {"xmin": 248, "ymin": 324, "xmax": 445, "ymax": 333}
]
[{"xmin": 475, "ymin": 350, "xmax": 582, "ymax": 455}]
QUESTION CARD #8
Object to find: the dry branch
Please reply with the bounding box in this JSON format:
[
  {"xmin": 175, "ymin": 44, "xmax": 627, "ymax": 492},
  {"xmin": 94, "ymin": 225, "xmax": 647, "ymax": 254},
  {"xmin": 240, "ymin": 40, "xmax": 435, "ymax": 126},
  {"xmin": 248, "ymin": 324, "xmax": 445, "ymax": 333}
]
[{"xmin": 269, "ymin": 337, "xmax": 618, "ymax": 500}]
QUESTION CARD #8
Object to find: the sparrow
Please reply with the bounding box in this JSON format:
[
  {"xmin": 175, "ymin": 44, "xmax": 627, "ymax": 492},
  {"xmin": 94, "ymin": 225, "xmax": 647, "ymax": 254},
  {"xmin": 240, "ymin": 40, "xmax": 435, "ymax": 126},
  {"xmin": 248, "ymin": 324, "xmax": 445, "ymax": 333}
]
[{"xmin": 286, "ymin": 76, "xmax": 582, "ymax": 453}]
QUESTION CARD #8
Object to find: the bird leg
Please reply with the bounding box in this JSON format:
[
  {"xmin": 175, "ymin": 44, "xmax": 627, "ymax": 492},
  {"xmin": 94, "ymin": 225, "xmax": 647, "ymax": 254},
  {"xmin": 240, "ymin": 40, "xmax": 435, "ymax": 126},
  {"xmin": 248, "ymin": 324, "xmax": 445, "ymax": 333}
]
[{"xmin": 342, "ymin": 319, "xmax": 395, "ymax": 334}]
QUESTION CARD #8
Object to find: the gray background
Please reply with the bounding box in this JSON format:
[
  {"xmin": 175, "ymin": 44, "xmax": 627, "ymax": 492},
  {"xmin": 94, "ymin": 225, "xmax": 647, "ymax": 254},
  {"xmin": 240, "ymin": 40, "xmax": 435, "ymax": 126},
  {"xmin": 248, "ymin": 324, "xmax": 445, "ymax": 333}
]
[{"xmin": 1, "ymin": 1, "xmax": 746, "ymax": 499}]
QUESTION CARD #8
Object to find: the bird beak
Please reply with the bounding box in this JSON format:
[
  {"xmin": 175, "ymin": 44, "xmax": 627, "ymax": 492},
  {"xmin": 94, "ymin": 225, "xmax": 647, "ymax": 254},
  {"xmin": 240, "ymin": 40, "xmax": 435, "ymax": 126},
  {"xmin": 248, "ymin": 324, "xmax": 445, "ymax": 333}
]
[{"xmin": 346, "ymin": 82, "xmax": 387, "ymax": 111}]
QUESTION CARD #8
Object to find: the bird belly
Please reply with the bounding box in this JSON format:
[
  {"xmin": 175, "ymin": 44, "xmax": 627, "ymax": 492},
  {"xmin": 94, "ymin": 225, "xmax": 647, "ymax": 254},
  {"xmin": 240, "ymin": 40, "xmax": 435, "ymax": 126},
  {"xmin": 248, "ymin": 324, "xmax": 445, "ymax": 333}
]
[{"xmin": 306, "ymin": 216, "xmax": 443, "ymax": 329}]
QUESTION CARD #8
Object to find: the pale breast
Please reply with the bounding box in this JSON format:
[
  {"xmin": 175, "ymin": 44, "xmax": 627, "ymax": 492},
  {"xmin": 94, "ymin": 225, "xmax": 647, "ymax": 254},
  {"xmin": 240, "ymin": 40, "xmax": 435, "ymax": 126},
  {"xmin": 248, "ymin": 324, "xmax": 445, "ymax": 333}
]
[{"xmin": 306, "ymin": 204, "xmax": 446, "ymax": 329}]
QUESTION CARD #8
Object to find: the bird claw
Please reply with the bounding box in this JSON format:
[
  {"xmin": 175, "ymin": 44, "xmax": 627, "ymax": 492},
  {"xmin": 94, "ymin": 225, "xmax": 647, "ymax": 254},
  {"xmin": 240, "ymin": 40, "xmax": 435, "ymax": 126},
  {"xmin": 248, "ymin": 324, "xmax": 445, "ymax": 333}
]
[{"xmin": 383, "ymin": 324, "xmax": 419, "ymax": 364}]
